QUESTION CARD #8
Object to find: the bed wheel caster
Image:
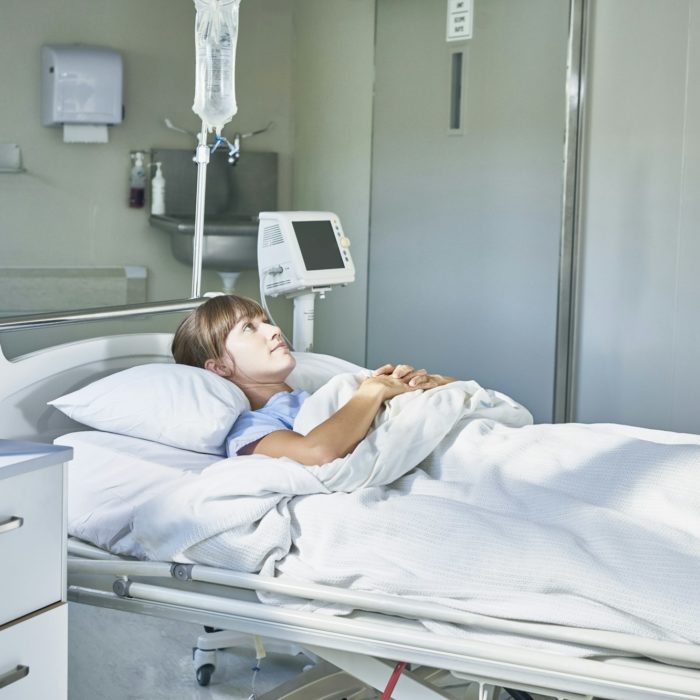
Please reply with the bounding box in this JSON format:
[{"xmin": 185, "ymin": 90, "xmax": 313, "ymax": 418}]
[
  {"xmin": 196, "ymin": 663, "xmax": 215, "ymax": 687},
  {"xmin": 193, "ymin": 646, "xmax": 217, "ymax": 686}
]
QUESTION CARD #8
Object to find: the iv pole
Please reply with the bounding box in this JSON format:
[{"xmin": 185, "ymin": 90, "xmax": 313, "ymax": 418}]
[{"xmin": 191, "ymin": 123, "xmax": 210, "ymax": 299}]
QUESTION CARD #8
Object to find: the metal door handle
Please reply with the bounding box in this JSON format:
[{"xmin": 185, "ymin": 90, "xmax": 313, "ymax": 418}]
[
  {"xmin": 0, "ymin": 665, "xmax": 29, "ymax": 689},
  {"xmin": 0, "ymin": 516, "xmax": 23, "ymax": 535}
]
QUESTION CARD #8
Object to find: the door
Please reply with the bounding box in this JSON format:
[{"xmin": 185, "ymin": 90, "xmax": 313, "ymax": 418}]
[{"xmin": 367, "ymin": 0, "xmax": 570, "ymax": 422}]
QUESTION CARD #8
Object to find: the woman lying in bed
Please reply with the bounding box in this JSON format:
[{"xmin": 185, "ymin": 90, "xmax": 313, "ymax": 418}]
[{"xmin": 172, "ymin": 294, "xmax": 454, "ymax": 466}]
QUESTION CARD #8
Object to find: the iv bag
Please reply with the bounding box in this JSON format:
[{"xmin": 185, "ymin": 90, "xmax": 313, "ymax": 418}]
[{"xmin": 192, "ymin": 0, "xmax": 242, "ymax": 134}]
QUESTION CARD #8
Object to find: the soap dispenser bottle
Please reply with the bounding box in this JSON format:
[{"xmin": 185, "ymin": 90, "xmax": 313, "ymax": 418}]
[
  {"xmin": 128, "ymin": 151, "xmax": 146, "ymax": 208},
  {"xmin": 151, "ymin": 162, "xmax": 166, "ymax": 216}
]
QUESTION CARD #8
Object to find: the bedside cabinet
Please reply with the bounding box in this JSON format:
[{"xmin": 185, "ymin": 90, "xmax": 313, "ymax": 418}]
[{"xmin": 0, "ymin": 441, "xmax": 71, "ymax": 699}]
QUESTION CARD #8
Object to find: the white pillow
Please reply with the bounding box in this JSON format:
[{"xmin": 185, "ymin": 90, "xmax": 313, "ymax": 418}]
[
  {"xmin": 49, "ymin": 363, "xmax": 249, "ymax": 455},
  {"xmin": 48, "ymin": 353, "xmax": 366, "ymax": 456}
]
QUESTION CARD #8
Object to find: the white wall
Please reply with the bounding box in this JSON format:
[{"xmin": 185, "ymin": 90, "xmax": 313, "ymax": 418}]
[
  {"xmin": 0, "ymin": 0, "xmax": 294, "ymax": 310},
  {"xmin": 290, "ymin": 0, "xmax": 375, "ymax": 365}
]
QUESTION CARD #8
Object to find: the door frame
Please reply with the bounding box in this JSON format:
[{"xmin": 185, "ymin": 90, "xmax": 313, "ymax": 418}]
[{"xmin": 553, "ymin": 0, "xmax": 591, "ymax": 422}]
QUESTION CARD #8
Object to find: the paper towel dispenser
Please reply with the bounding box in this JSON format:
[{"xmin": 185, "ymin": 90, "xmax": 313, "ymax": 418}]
[{"xmin": 41, "ymin": 45, "xmax": 123, "ymax": 126}]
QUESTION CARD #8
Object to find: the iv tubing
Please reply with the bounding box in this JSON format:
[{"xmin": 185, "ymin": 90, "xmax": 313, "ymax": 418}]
[{"xmin": 191, "ymin": 122, "xmax": 210, "ymax": 298}]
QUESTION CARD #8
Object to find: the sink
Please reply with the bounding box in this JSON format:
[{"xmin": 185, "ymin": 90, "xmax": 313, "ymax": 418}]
[
  {"xmin": 150, "ymin": 213, "xmax": 258, "ymax": 271},
  {"xmin": 148, "ymin": 148, "xmax": 278, "ymax": 274}
]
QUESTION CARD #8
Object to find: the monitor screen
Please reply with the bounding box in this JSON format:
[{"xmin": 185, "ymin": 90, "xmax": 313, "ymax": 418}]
[{"xmin": 292, "ymin": 220, "xmax": 346, "ymax": 271}]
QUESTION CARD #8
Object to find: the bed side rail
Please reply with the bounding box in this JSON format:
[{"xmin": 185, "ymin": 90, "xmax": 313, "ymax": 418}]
[
  {"xmin": 67, "ymin": 576, "xmax": 700, "ymax": 700},
  {"xmin": 67, "ymin": 550, "xmax": 700, "ymax": 669},
  {"xmin": 0, "ymin": 297, "xmax": 208, "ymax": 332}
]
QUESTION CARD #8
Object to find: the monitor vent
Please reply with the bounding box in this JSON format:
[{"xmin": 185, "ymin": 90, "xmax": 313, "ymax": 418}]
[{"xmin": 262, "ymin": 224, "xmax": 284, "ymax": 247}]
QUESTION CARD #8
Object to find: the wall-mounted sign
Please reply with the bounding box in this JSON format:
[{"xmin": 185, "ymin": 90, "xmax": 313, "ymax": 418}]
[{"xmin": 447, "ymin": 0, "xmax": 473, "ymax": 42}]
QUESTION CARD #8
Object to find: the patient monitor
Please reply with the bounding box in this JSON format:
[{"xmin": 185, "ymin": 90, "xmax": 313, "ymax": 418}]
[
  {"xmin": 257, "ymin": 211, "xmax": 355, "ymax": 352},
  {"xmin": 258, "ymin": 211, "xmax": 354, "ymax": 295}
]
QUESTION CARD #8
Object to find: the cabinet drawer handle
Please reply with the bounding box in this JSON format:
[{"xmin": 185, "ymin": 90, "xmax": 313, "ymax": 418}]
[
  {"xmin": 0, "ymin": 516, "xmax": 23, "ymax": 535},
  {"xmin": 0, "ymin": 665, "xmax": 29, "ymax": 689}
]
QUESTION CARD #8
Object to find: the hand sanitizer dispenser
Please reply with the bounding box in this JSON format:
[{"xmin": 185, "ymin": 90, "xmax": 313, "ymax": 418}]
[{"xmin": 41, "ymin": 45, "xmax": 123, "ymax": 142}]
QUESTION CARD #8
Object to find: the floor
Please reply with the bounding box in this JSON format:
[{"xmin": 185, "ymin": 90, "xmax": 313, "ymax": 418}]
[
  {"xmin": 68, "ymin": 603, "xmax": 555, "ymax": 700},
  {"xmin": 68, "ymin": 603, "xmax": 308, "ymax": 699}
]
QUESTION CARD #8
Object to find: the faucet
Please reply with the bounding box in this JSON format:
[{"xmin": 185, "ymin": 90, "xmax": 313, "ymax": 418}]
[{"xmin": 163, "ymin": 118, "xmax": 274, "ymax": 166}]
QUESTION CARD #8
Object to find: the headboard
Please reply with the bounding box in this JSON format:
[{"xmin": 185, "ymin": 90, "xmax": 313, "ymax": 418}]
[{"xmin": 0, "ymin": 333, "xmax": 174, "ymax": 443}]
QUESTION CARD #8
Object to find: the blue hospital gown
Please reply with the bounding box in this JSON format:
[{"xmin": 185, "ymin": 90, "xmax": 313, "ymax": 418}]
[{"xmin": 225, "ymin": 389, "xmax": 311, "ymax": 457}]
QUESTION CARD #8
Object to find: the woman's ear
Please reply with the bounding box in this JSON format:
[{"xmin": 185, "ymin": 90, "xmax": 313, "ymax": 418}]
[{"xmin": 204, "ymin": 358, "xmax": 231, "ymax": 378}]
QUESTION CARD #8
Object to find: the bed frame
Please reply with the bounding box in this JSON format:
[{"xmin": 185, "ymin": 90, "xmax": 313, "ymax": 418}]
[{"xmin": 2, "ymin": 303, "xmax": 700, "ymax": 700}]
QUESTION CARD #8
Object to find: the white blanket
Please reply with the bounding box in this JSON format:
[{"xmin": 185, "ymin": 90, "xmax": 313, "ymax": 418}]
[
  {"xmin": 95, "ymin": 375, "xmax": 700, "ymax": 652},
  {"xmin": 128, "ymin": 376, "xmax": 529, "ymax": 563},
  {"xmin": 295, "ymin": 373, "xmax": 532, "ymax": 491}
]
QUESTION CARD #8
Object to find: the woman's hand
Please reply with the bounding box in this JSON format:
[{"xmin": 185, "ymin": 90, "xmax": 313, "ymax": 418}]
[
  {"xmin": 358, "ymin": 374, "xmax": 418, "ymax": 403},
  {"xmin": 405, "ymin": 372, "xmax": 456, "ymax": 389},
  {"xmin": 373, "ymin": 363, "xmax": 427, "ymax": 383},
  {"xmin": 373, "ymin": 364, "xmax": 456, "ymax": 390}
]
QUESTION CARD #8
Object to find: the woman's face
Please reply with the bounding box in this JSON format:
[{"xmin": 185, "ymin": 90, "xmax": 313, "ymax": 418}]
[{"xmin": 222, "ymin": 314, "xmax": 295, "ymax": 385}]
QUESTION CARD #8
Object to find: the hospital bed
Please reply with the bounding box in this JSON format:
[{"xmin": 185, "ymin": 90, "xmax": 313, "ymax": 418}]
[{"xmin": 1, "ymin": 301, "xmax": 700, "ymax": 700}]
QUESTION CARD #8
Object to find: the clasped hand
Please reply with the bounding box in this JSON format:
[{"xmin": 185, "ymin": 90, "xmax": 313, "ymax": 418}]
[{"xmin": 359, "ymin": 363, "xmax": 455, "ymax": 402}]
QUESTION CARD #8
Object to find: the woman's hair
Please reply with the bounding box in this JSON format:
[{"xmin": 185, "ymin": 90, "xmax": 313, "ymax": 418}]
[{"xmin": 172, "ymin": 294, "xmax": 265, "ymax": 368}]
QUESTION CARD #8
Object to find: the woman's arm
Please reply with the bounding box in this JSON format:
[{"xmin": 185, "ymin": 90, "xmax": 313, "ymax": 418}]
[{"xmin": 246, "ymin": 375, "xmax": 416, "ymax": 466}]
